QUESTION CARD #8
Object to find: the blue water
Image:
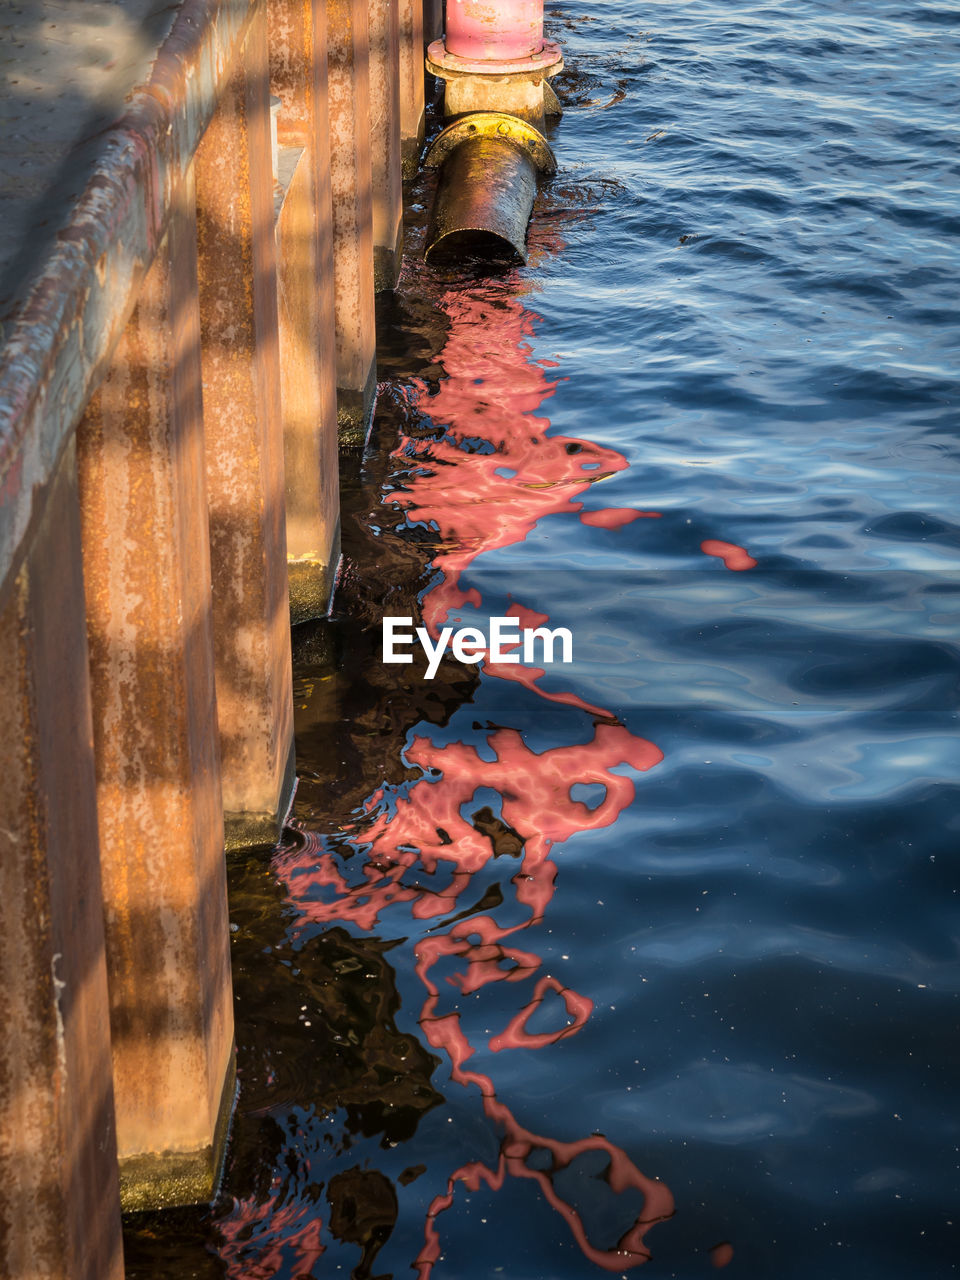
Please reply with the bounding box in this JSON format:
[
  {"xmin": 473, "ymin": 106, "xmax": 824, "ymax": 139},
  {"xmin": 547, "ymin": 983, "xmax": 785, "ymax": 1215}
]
[{"xmin": 127, "ymin": 1, "xmax": 959, "ymax": 1276}]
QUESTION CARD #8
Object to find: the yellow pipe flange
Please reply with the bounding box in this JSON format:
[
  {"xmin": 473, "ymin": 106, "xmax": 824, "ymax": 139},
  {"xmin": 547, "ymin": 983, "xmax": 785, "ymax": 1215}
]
[{"xmin": 424, "ymin": 111, "xmax": 557, "ymax": 177}]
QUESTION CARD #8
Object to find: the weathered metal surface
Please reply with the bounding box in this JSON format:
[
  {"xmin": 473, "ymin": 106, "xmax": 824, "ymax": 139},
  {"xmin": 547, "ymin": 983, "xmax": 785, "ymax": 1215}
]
[
  {"xmin": 276, "ymin": 144, "xmax": 343, "ymax": 621},
  {"xmin": 398, "ymin": 0, "xmax": 425, "ymax": 177},
  {"xmin": 433, "ymin": 67, "xmax": 561, "ymax": 128},
  {"xmin": 0, "ymin": 441, "xmax": 123, "ymax": 1280},
  {"xmin": 426, "ymin": 33, "xmax": 562, "ymax": 74},
  {"xmin": 196, "ymin": 8, "xmax": 296, "ymax": 848},
  {"xmin": 425, "ymin": 133, "xmax": 540, "ymax": 264},
  {"xmin": 368, "ymin": 0, "xmax": 404, "ymax": 290},
  {"xmin": 267, "ymin": 0, "xmax": 342, "ymax": 618},
  {"xmin": 0, "ymin": 0, "xmax": 262, "ymax": 599},
  {"xmin": 267, "ymin": 0, "xmax": 311, "ymax": 144},
  {"xmin": 445, "ymin": 0, "xmax": 544, "ymax": 61},
  {"xmin": 425, "ymin": 27, "xmax": 563, "ymax": 127},
  {"xmin": 423, "ymin": 7, "xmax": 564, "ymax": 268},
  {"xmin": 424, "ymin": 110, "xmax": 556, "ymax": 174},
  {"xmin": 421, "ymin": 0, "xmax": 442, "ymax": 45},
  {"xmin": 326, "ymin": 0, "xmax": 377, "ymax": 439},
  {"xmin": 301, "ymin": 0, "xmax": 342, "ymax": 569},
  {"xmin": 75, "ymin": 191, "xmax": 234, "ymax": 1211}
]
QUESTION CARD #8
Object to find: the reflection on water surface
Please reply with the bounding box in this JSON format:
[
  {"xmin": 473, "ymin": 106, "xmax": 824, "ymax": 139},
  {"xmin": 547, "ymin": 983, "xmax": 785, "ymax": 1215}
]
[{"xmin": 125, "ymin": 1, "xmax": 960, "ymax": 1275}]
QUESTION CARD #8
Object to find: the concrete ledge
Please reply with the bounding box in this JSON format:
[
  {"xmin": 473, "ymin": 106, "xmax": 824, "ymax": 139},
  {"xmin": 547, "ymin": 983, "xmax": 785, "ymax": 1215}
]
[{"xmin": 0, "ymin": 0, "xmax": 262, "ymax": 593}]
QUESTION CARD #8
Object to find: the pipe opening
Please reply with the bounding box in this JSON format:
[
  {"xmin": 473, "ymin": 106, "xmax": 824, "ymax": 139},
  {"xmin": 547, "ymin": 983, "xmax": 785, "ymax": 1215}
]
[
  {"xmin": 425, "ymin": 228, "xmax": 525, "ymax": 266},
  {"xmin": 425, "ymin": 133, "xmax": 542, "ymax": 266}
]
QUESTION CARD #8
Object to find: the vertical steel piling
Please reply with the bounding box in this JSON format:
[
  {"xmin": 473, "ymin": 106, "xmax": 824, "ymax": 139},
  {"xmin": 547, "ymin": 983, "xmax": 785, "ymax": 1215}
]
[
  {"xmin": 398, "ymin": 0, "xmax": 426, "ymax": 176},
  {"xmin": 195, "ymin": 5, "xmax": 297, "ymax": 850},
  {"xmin": 0, "ymin": 0, "xmax": 421, "ymax": 1246},
  {"xmin": 326, "ymin": 0, "xmax": 378, "ymax": 442},
  {"xmin": 76, "ymin": 185, "xmax": 235, "ymax": 1211},
  {"xmin": 368, "ymin": 0, "xmax": 405, "ymax": 290},
  {"xmin": 268, "ymin": 0, "xmax": 343, "ymax": 622},
  {"xmin": 0, "ymin": 446, "xmax": 124, "ymax": 1279}
]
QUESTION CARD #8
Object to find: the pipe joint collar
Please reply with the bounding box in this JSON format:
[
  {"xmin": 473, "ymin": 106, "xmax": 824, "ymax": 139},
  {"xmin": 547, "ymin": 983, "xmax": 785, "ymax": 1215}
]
[
  {"xmin": 426, "ymin": 37, "xmax": 563, "ymax": 78},
  {"xmin": 424, "ymin": 112, "xmax": 557, "ymax": 176}
]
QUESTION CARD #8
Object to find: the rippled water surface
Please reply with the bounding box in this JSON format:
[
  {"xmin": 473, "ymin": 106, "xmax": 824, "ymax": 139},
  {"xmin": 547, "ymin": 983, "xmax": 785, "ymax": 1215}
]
[{"xmin": 127, "ymin": 1, "xmax": 959, "ymax": 1276}]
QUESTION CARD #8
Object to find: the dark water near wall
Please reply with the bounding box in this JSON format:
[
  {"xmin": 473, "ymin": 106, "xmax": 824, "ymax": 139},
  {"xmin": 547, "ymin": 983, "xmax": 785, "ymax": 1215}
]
[{"xmin": 127, "ymin": 1, "xmax": 960, "ymax": 1276}]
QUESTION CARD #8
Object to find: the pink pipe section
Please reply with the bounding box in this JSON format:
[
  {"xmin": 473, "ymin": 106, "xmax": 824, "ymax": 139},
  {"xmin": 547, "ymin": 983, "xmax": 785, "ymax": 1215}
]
[{"xmin": 445, "ymin": 0, "xmax": 545, "ymax": 61}]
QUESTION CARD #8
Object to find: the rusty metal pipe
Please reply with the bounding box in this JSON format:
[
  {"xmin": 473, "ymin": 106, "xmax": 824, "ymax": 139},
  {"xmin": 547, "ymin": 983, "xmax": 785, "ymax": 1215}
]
[
  {"xmin": 427, "ymin": 135, "xmax": 537, "ymax": 263},
  {"xmin": 422, "ymin": 4, "xmax": 563, "ymax": 265},
  {"xmin": 424, "ymin": 111, "xmax": 556, "ymax": 264}
]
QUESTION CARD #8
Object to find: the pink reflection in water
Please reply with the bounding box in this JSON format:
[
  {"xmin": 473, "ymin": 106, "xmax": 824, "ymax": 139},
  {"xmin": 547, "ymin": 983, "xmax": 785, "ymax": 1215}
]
[
  {"xmin": 274, "ymin": 720, "xmax": 675, "ymax": 1274},
  {"xmin": 580, "ymin": 507, "xmax": 661, "ymax": 528},
  {"xmin": 218, "ymin": 1189, "xmax": 325, "ymax": 1279},
  {"xmin": 394, "ymin": 285, "xmax": 755, "ymax": 627},
  {"xmin": 232, "ymin": 261, "xmax": 745, "ymax": 1272},
  {"xmin": 701, "ymin": 538, "xmax": 757, "ymax": 570},
  {"xmin": 392, "ymin": 288, "xmax": 639, "ymax": 639},
  {"xmin": 280, "ymin": 724, "xmax": 661, "ymax": 931},
  {"xmin": 710, "ymin": 1240, "xmax": 736, "ymax": 1268},
  {"xmin": 380, "ymin": 282, "xmax": 685, "ymax": 1268}
]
